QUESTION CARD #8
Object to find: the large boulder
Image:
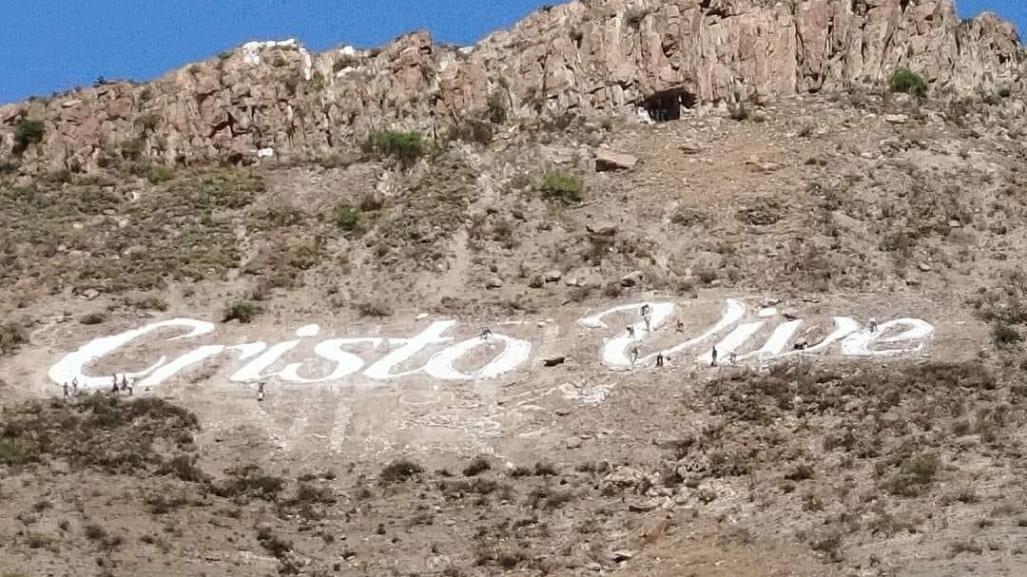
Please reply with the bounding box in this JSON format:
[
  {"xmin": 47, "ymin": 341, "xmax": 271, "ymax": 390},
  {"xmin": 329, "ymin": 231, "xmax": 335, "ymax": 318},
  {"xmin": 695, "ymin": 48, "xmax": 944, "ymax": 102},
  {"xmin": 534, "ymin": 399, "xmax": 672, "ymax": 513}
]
[{"xmin": 595, "ymin": 150, "xmax": 639, "ymax": 171}]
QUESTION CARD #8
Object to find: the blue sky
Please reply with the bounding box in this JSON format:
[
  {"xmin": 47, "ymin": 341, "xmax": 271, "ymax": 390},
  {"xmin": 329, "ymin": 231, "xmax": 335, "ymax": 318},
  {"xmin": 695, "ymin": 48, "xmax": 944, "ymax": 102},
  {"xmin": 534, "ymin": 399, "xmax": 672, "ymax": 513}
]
[{"xmin": 0, "ymin": 0, "xmax": 1023, "ymax": 104}]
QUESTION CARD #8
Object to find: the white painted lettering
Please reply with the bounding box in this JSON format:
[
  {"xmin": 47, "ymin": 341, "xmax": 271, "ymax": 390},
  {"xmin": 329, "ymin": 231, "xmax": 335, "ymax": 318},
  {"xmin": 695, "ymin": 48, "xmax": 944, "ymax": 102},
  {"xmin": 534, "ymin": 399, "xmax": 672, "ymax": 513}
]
[
  {"xmin": 363, "ymin": 321, "xmax": 455, "ymax": 380},
  {"xmin": 48, "ymin": 318, "xmax": 214, "ymax": 389},
  {"xmin": 424, "ymin": 333, "xmax": 532, "ymax": 380}
]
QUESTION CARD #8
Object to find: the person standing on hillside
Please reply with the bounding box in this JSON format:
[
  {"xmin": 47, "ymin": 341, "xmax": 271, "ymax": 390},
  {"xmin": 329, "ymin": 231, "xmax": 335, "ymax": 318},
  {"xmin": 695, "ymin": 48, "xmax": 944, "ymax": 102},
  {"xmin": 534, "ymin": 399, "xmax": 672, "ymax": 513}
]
[
  {"xmin": 257, "ymin": 381, "xmax": 266, "ymax": 402},
  {"xmin": 711, "ymin": 346, "xmax": 718, "ymax": 367},
  {"xmin": 641, "ymin": 304, "xmax": 652, "ymax": 332}
]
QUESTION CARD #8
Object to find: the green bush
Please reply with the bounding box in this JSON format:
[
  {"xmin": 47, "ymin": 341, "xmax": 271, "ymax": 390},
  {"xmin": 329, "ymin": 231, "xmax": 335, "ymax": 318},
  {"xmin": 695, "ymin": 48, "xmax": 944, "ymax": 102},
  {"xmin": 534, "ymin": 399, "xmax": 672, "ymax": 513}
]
[
  {"xmin": 146, "ymin": 166, "xmax": 174, "ymax": 184},
  {"xmin": 889, "ymin": 68, "xmax": 927, "ymax": 98},
  {"xmin": 13, "ymin": 119, "xmax": 45, "ymax": 154},
  {"xmin": 367, "ymin": 131, "xmax": 425, "ymax": 164},
  {"xmin": 539, "ymin": 171, "xmax": 584, "ymax": 204},
  {"xmin": 887, "ymin": 452, "xmax": 939, "ymax": 497},
  {"xmin": 222, "ymin": 300, "xmax": 261, "ymax": 324},
  {"xmin": 333, "ymin": 202, "xmax": 362, "ymax": 234}
]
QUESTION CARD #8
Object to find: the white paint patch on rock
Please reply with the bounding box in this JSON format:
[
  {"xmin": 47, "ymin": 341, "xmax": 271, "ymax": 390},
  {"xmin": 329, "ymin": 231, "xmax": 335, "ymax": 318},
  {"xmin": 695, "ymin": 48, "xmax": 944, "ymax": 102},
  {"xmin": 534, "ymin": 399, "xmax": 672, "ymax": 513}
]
[
  {"xmin": 298, "ymin": 45, "xmax": 313, "ymax": 81},
  {"xmin": 841, "ymin": 319, "xmax": 935, "ymax": 357},
  {"xmin": 559, "ymin": 382, "xmax": 612, "ymax": 405},
  {"xmin": 640, "ymin": 299, "xmax": 746, "ymax": 366},
  {"xmin": 242, "ymin": 39, "xmax": 310, "ymax": 79},
  {"xmin": 774, "ymin": 317, "xmax": 861, "ymax": 359},
  {"xmin": 738, "ymin": 319, "xmax": 803, "ymax": 362},
  {"xmin": 424, "ymin": 334, "xmax": 532, "ymax": 380},
  {"xmin": 579, "ymin": 302, "xmax": 676, "ymax": 369},
  {"xmin": 696, "ymin": 321, "xmax": 764, "ymax": 364}
]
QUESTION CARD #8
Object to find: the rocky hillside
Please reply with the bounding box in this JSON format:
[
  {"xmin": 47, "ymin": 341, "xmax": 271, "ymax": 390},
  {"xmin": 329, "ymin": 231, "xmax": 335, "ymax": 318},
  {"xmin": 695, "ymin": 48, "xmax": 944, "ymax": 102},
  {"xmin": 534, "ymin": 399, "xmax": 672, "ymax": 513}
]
[
  {"xmin": 4, "ymin": 2, "xmax": 1027, "ymax": 576},
  {"xmin": 0, "ymin": 0, "xmax": 1022, "ymax": 173}
]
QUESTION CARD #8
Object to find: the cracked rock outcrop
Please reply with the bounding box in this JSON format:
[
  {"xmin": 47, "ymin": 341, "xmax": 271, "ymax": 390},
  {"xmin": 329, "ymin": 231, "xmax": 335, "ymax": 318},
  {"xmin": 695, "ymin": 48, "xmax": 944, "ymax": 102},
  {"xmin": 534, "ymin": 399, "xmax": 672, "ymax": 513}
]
[{"xmin": 0, "ymin": 0, "xmax": 1022, "ymax": 172}]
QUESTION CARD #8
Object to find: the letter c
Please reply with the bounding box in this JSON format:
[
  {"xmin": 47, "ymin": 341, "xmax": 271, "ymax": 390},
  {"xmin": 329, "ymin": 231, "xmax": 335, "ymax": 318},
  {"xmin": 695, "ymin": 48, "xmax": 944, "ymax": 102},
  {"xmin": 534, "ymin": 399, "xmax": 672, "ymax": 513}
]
[{"xmin": 48, "ymin": 318, "xmax": 215, "ymax": 390}]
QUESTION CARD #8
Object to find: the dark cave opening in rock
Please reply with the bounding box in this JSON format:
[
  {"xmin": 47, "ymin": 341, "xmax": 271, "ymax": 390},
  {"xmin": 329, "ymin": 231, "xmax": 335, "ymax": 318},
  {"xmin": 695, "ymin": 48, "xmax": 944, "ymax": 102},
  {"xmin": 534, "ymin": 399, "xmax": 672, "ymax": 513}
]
[{"xmin": 641, "ymin": 89, "xmax": 696, "ymax": 122}]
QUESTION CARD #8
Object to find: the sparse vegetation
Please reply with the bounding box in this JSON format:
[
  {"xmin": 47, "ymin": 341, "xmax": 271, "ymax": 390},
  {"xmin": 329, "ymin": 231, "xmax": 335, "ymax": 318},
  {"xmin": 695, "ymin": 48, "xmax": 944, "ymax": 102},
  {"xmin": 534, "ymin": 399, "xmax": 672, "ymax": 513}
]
[
  {"xmin": 0, "ymin": 322, "xmax": 28, "ymax": 356},
  {"xmin": 333, "ymin": 54, "xmax": 361, "ymax": 73},
  {"xmin": 80, "ymin": 312, "xmax": 108, "ymax": 325},
  {"xmin": 356, "ymin": 300, "xmax": 393, "ymax": 318},
  {"xmin": 539, "ymin": 171, "xmax": 584, "ymax": 204},
  {"xmin": 463, "ymin": 456, "xmax": 491, "ymax": 477},
  {"xmin": 0, "ymin": 170, "xmax": 263, "ymax": 295},
  {"xmin": 222, "ymin": 299, "xmax": 261, "ymax": 323},
  {"xmin": 333, "ymin": 202, "xmax": 362, "ymax": 234},
  {"xmin": 991, "ymin": 321, "xmax": 1022, "ymax": 346},
  {"xmin": 13, "ymin": 119, "xmax": 45, "ymax": 154},
  {"xmin": 366, "ymin": 131, "xmax": 425, "ymax": 164},
  {"xmin": 256, "ymin": 527, "xmax": 292, "ymax": 559},
  {"xmin": 213, "ymin": 465, "xmax": 285, "ymax": 501},
  {"xmin": 447, "ymin": 118, "xmax": 494, "ymax": 145},
  {"xmin": 486, "ymin": 91, "xmax": 508, "ymax": 124},
  {"xmin": 0, "ymin": 395, "xmax": 198, "ymax": 472},
  {"xmin": 146, "ymin": 165, "xmax": 174, "ymax": 184},
  {"xmin": 889, "ymin": 67, "xmax": 927, "ymax": 98},
  {"xmin": 887, "ymin": 452, "xmax": 940, "ymax": 497},
  {"xmin": 381, "ymin": 459, "xmax": 424, "ymax": 483}
]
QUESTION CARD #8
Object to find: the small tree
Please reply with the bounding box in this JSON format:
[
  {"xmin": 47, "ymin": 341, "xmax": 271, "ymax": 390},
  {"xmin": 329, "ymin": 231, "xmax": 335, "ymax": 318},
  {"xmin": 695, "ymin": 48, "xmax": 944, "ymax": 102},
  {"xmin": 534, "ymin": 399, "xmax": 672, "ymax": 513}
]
[
  {"xmin": 539, "ymin": 171, "xmax": 584, "ymax": 204},
  {"xmin": 367, "ymin": 131, "xmax": 425, "ymax": 165},
  {"xmin": 222, "ymin": 300, "xmax": 262, "ymax": 324},
  {"xmin": 13, "ymin": 119, "xmax": 45, "ymax": 155},
  {"xmin": 889, "ymin": 68, "xmax": 927, "ymax": 98},
  {"xmin": 333, "ymin": 202, "xmax": 362, "ymax": 234}
]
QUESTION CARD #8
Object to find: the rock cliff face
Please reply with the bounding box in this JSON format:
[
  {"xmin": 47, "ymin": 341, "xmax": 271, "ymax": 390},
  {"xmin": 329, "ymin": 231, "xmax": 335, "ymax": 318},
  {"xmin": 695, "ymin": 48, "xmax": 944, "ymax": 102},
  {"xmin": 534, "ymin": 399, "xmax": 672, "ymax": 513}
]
[{"xmin": 0, "ymin": 0, "xmax": 1022, "ymax": 172}]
